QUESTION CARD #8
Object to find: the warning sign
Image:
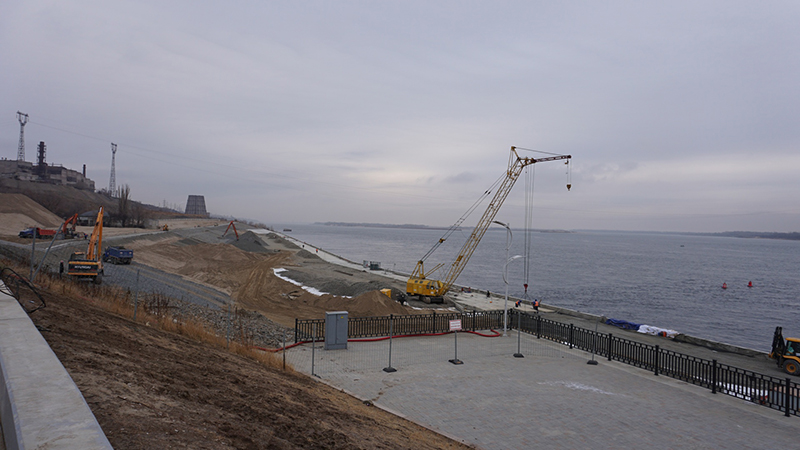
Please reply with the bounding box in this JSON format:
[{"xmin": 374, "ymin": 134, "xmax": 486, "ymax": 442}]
[{"xmin": 449, "ymin": 319, "xmax": 462, "ymax": 331}]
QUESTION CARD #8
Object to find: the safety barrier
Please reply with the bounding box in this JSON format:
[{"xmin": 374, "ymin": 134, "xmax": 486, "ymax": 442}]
[{"xmin": 294, "ymin": 308, "xmax": 798, "ymax": 417}]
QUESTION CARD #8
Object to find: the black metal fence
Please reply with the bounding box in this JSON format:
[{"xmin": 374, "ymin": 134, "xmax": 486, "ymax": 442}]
[
  {"xmin": 294, "ymin": 309, "xmax": 799, "ymax": 417},
  {"xmin": 521, "ymin": 311, "xmax": 799, "ymax": 417},
  {"xmin": 295, "ymin": 310, "xmax": 506, "ymax": 342}
]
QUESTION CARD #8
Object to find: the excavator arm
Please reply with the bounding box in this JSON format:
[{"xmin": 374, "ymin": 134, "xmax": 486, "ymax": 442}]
[
  {"xmin": 61, "ymin": 213, "xmax": 78, "ymax": 237},
  {"xmin": 86, "ymin": 207, "xmax": 104, "ymax": 261}
]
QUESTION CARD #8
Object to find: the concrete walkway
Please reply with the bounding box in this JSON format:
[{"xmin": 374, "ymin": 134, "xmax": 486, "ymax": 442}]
[{"xmin": 286, "ymin": 331, "xmax": 800, "ymax": 449}]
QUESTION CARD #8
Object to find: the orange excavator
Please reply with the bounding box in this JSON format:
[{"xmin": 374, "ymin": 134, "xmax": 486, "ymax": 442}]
[
  {"xmin": 222, "ymin": 221, "xmax": 239, "ymax": 241},
  {"xmin": 67, "ymin": 207, "xmax": 104, "ymax": 284},
  {"xmin": 61, "ymin": 213, "xmax": 78, "ymax": 239}
]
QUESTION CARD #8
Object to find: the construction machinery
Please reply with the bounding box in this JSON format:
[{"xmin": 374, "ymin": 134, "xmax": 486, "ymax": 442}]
[
  {"xmin": 61, "ymin": 213, "xmax": 78, "ymax": 238},
  {"xmin": 103, "ymin": 246, "xmax": 133, "ymax": 265},
  {"xmin": 770, "ymin": 327, "xmax": 800, "ymax": 375},
  {"xmin": 406, "ymin": 146, "xmax": 571, "ymax": 303},
  {"xmin": 67, "ymin": 207, "xmax": 104, "ymax": 284},
  {"xmin": 222, "ymin": 221, "xmax": 239, "ymax": 240},
  {"xmin": 18, "ymin": 227, "xmax": 57, "ymax": 239}
]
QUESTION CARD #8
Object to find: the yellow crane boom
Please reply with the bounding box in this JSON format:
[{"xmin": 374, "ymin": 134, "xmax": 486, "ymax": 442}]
[{"xmin": 407, "ymin": 147, "xmax": 571, "ymax": 301}]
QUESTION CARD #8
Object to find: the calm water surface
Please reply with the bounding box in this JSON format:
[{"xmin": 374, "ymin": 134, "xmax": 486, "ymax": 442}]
[{"xmin": 281, "ymin": 224, "xmax": 800, "ymax": 351}]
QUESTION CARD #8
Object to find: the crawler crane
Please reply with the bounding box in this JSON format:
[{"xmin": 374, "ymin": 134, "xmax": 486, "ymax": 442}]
[{"xmin": 406, "ymin": 146, "xmax": 571, "ymax": 302}]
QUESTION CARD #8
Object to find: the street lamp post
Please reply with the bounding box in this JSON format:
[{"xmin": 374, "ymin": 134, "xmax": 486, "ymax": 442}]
[
  {"xmin": 493, "ymin": 221, "xmax": 524, "ymax": 336},
  {"xmin": 493, "ymin": 221, "xmax": 511, "ymax": 336}
]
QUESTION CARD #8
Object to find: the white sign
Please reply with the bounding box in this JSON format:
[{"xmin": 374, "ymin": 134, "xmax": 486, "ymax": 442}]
[{"xmin": 449, "ymin": 319, "xmax": 462, "ymax": 331}]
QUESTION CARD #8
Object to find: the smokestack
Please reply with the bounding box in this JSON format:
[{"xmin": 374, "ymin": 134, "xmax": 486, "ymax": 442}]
[{"xmin": 83, "ymin": 164, "xmax": 86, "ymax": 177}]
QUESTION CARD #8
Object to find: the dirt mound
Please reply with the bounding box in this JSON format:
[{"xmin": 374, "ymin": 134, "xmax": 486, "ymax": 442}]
[
  {"xmin": 295, "ymin": 249, "xmax": 319, "ymax": 260},
  {"xmin": 128, "ymin": 240, "xmax": 271, "ymax": 295},
  {"xmin": 288, "ymin": 290, "xmax": 409, "ymax": 318},
  {"xmin": 112, "ymin": 229, "xmax": 423, "ymax": 327},
  {"xmin": 232, "ymin": 231, "xmax": 272, "ymax": 253},
  {"xmin": 343, "ymin": 290, "xmax": 411, "ymax": 316},
  {"xmin": 0, "ymin": 193, "xmax": 63, "ymax": 234}
]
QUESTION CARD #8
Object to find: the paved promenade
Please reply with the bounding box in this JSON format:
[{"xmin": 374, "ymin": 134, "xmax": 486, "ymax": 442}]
[{"xmin": 287, "ymin": 331, "xmax": 800, "ymax": 449}]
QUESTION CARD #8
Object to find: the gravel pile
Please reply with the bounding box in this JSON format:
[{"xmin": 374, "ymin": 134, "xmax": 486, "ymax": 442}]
[
  {"xmin": 169, "ymin": 297, "xmax": 293, "ymax": 349},
  {"xmin": 281, "ymin": 267, "xmax": 388, "ymax": 297}
]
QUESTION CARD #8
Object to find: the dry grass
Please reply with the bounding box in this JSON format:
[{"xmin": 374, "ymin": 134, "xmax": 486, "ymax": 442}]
[{"xmin": 1, "ymin": 257, "xmax": 290, "ymax": 372}]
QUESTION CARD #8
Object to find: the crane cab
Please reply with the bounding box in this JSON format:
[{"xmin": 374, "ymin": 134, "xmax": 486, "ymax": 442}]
[{"xmin": 406, "ymin": 277, "xmax": 445, "ymax": 304}]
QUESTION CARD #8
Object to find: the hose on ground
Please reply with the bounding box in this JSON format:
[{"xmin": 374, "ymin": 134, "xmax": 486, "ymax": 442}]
[{"xmin": 0, "ymin": 267, "xmax": 47, "ymax": 313}]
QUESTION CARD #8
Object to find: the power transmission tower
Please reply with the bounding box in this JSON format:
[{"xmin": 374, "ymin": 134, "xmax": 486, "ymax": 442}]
[
  {"xmin": 17, "ymin": 111, "xmax": 29, "ymax": 161},
  {"xmin": 109, "ymin": 143, "xmax": 117, "ymax": 197}
]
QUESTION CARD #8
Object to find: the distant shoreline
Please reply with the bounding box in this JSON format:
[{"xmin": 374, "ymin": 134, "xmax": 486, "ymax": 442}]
[{"xmin": 317, "ymin": 222, "xmax": 574, "ymax": 233}]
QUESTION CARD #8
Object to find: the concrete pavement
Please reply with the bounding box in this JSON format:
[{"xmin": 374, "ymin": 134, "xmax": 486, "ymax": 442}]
[{"xmin": 286, "ymin": 330, "xmax": 800, "ymax": 449}]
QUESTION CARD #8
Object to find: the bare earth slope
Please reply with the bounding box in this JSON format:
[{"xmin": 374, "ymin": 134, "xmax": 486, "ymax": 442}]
[
  {"xmin": 0, "ymin": 193, "xmax": 63, "ymax": 233},
  {"xmin": 30, "ymin": 287, "xmax": 468, "ymax": 450},
  {"xmin": 124, "ymin": 231, "xmax": 420, "ymax": 328}
]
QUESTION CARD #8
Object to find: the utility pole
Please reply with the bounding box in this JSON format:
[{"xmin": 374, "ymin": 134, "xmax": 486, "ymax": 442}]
[
  {"xmin": 17, "ymin": 112, "xmax": 29, "ymax": 161},
  {"xmin": 109, "ymin": 143, "xmax": 117, "ymax": 197}
]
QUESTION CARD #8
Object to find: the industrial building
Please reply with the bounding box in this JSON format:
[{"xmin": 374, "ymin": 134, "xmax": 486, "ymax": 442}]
[
  {"xmin": 185, "ymin": 195, "xmax": 209, "ymax": 216},
  {"xmin": 0, "ymin": 154, "xmax": 95, "ymax": 191}
]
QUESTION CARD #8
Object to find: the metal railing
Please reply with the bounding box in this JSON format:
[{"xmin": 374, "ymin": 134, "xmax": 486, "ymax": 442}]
[
  {"xmin": 518, "ymin": 311, "xmax": 798, "ymax": 417},
  {"xmin": 295, "ymin": 310, "xmax": 506, "ymax": 342},
  {"xmin": 294, "ymin": 308, "xmax": 798, "ymax": 417}
]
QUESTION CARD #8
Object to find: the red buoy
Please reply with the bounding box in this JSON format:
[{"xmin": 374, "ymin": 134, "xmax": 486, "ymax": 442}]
[
  {"xmin": 748, "ymin": 281, "xmax": 753, "ymax": 288},
  {"xmin": 722, "ymin": 282, "xmax": 727, "ymax": 289}
]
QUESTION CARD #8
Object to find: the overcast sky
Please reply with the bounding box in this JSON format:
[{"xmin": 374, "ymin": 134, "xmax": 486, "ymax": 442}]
[{"xmin": 1, "ymin": 1, "xmax": 798, "ymax": 232}]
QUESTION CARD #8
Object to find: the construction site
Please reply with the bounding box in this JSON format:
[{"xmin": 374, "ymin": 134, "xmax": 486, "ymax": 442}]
[{"xmin": 3, "ymin": 139, "xmax": 800, "ymax": 448}]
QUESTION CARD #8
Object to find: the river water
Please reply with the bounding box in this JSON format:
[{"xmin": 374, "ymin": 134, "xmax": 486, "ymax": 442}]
[{"xmin": 280, "ymin": 224, "xmax": 800, "ymax": 351}]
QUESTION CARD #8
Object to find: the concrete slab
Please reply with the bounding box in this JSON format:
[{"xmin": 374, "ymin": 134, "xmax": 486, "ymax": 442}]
[
  {"xmin": 286, "ymin": 331, "xmax": 800, "ymax": 449},
  {"xmin": 0, "ymin": 281, "xmax": 111, "ymax": 450}
]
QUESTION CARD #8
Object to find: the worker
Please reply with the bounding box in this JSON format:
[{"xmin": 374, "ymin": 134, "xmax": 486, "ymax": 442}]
[
  {"xmin": 59, "ymin": 260, "xmax": 64, "ymax": 278},
  {"xmin": 533, "ymin": 299, "xmax": 540, "ymax": 313},
  {"xmin": 486, "ymin": 290, "xmax": 491, "ymax": 298}
]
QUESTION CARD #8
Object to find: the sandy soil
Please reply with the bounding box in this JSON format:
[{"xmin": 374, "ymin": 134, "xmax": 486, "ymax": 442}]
[
  {"xmin": 0, "ymin": 192, "xmax": 227, "ymax": 240},
  {"xmin": 24, "ymin": 279, "xmax": 468, "ymax": 449},
  {"xmin": 122, "ymin": 231, "xmax": 423, "ymax": 328},
  {"xmin": 0, "ymin": 193, "xmax": 63, "ymax": 231}
]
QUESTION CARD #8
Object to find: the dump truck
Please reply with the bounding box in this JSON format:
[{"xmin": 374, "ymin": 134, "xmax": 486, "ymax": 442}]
[
  {"xmin": 103, "ymin": 246, "xmax": 133, "ymax": 265},
  {"xmin": 18, "ymin": 227, "xmax": 57, "ymax": 239}
]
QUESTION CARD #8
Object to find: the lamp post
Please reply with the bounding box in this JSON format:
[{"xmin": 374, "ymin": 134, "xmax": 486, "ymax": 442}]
[{"xmin": 493, "ymin": 221, "xmax": 524, "ymax": 336}]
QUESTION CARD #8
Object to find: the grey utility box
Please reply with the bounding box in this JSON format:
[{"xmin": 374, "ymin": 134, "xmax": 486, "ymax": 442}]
[{"xmin": 324, "ymin": 311, "xmax": 348, "ymax": 350}]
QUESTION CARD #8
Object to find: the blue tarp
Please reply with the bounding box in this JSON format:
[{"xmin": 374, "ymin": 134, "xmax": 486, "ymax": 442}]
[{"xmin": 605, "ymin": 318, "xmax": 641, "ymax": 331}]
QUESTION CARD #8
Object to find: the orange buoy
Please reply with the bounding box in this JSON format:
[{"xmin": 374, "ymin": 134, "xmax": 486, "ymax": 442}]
[
  {"xmin": 748, "ymin": 281, "xmax": 753, "ymax": 288},
  {"xmin": 722, "ymin": 282, "xmax": 727, "ymax": 289}
]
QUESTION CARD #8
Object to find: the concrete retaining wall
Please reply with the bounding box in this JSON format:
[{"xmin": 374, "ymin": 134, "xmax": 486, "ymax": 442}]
[{"xmin": 0, "ymin": 281, "xmax": 112, "ymax": 450}]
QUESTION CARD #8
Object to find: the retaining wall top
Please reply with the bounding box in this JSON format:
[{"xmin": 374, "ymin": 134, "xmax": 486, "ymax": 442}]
[{"xmin": 0, "ymin": 281, "xmax": 112, "ymax": 450}]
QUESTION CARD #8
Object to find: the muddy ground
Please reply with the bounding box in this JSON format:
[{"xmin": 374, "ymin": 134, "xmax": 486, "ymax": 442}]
[{"xmin": 22, "ymin": 280, "xmax": 469, "ymax": 450}]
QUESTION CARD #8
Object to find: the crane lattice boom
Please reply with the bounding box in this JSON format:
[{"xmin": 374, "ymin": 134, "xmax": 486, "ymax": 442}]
[{"xmin": 407, "ymin": 146, "xmax": 571, "ymax": 300}]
